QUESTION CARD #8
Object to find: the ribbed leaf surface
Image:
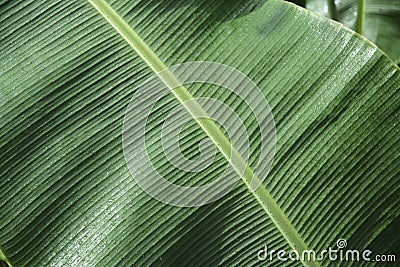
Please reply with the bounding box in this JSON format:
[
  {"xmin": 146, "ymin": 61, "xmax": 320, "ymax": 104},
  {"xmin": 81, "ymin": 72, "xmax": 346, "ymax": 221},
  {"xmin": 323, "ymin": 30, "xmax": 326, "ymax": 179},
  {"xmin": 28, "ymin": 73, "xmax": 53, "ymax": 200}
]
[
  {"xmin": 306, "ymin": 0, "xmax": 400, "ymax": 63},
  {"xmin": 0, "ymin": 0, "xmax": 399, "ymax": 266}
]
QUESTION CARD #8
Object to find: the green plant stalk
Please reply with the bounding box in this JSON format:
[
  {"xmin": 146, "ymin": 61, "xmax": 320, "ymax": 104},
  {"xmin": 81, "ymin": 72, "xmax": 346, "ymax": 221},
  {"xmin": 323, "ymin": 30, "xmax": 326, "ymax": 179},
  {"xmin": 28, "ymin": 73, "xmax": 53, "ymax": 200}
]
[
  {"xmin": 356, "ymin": 0, "xmax": 366, "ymax": 34},
  {"xmin": 87, "ymin": 0, "xmax": 320, "ymax": 266},
  {"xmin": 328, "ymin": 0, "xmax": 338, "ymax": 21},
  {"xmin": 0, "ymin": 248, "xmax": 12, "ymax": 267}
]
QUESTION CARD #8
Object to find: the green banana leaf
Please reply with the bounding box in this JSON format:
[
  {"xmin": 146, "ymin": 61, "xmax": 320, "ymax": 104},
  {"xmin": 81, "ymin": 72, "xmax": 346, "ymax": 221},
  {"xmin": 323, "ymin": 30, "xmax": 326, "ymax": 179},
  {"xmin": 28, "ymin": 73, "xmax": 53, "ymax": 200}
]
[
  {"xmin": 306, "ymin": 0, "xmax": 400, "ymax": 64},
  {"xmin": 1, "ymin": 0, "xmax": 399, "ymax": 266}
]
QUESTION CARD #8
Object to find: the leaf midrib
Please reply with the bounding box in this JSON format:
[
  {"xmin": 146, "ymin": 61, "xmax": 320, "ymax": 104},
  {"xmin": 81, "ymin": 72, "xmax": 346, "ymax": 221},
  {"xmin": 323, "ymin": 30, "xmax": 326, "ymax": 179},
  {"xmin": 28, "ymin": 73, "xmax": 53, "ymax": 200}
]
[{"xmin": 87, "ymin": 0, "xmax": 320, "ymax": 266}]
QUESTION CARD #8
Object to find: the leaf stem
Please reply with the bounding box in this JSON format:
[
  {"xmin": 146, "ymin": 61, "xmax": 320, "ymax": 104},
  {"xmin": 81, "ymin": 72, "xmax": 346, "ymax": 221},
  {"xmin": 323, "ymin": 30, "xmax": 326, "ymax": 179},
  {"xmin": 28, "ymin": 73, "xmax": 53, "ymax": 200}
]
[
  {"xmin": 0, "ymin": 248, "xmax": 12, "ymax": 267},
  {"xmin": 87, "ymin": 0, "xmax": 320, "ymax": 266},
  {"xmin": 356, "ymin": 0, "xmax": 365, "ymax": 34},
  {"xmin": 328, "ymin": 0, "xmax": 338, "ymax": 21}
]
